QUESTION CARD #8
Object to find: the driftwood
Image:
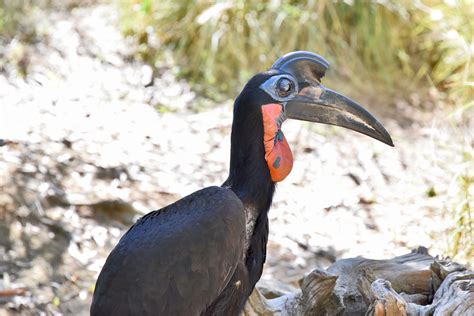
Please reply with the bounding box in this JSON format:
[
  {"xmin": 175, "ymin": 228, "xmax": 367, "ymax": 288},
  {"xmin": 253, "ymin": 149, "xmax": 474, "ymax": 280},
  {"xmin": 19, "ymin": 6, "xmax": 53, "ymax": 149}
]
[{"xmin": 244, "ymin": 247, "xmax": 473, "ymax": 315}]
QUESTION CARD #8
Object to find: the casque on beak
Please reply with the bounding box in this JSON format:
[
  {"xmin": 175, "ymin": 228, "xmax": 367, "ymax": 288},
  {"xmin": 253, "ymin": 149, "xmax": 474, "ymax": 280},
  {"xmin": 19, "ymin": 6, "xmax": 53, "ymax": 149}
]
[{"xmin": 272, "ymin": 51, "xmax": 394, "ymax": 147}]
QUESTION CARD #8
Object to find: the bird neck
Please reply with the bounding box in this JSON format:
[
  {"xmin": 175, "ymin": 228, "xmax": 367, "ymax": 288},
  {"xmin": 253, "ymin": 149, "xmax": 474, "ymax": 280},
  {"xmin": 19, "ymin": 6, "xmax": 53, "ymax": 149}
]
[
  {"xmin": 223, "ymin": 111, "xmax": 275, "ymax": 291},
  {"xmin": 221, "ymin": 92, "xmax": 277, "ymax": 299},
  {"xmin": 223, "ymin": 113, "xmax": 275, "ymax": 218}
]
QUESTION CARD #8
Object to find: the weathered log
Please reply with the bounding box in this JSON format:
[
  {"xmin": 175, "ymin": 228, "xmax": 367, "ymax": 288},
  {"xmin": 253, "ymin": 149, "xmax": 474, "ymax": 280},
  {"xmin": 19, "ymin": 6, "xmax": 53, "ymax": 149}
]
[
  {"xmin": 245, "ymin": 247, "xmax": 473, "ymax": 315},
  {"xmin": 366, "ymin": 279, "xmax": 409, "ymax": 316}
]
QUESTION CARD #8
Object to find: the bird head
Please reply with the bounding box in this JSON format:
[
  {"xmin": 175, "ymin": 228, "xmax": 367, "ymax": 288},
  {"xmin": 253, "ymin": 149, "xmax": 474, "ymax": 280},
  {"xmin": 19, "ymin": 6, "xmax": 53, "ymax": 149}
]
[{"xmin": 231, "ymin": 51, "xmax": 393, "ymax": 184}]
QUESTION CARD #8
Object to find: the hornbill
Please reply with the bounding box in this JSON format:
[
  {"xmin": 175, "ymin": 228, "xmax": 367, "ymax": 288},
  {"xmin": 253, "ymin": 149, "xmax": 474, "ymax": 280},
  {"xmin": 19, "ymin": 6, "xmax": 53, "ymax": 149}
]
[{"xmin": 91, "ymin": 51, "xmax": 393, "ymax": 315}]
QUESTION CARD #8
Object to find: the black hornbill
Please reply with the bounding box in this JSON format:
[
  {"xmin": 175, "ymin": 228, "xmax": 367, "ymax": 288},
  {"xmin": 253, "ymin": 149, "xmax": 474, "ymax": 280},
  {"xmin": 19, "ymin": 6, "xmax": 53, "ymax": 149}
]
[{"xmin": 91, "ymin": 51, "xmax": 393, "ymax": 315}]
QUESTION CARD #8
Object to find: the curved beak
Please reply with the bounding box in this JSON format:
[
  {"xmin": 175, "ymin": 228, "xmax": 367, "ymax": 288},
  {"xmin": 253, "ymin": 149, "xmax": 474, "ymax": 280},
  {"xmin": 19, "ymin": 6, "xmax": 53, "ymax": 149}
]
[
  {"xmin": 271, "ymin": 51, "xmax": 393, "ymax": 146},
  {"xmin": 285, "ymin": 84, "xmax": 394, "ymax": 147}
]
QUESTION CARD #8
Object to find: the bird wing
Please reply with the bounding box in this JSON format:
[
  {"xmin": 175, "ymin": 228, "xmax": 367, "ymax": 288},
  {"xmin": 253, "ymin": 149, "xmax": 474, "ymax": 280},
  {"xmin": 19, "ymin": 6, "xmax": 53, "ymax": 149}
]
[{"xmin": 91, "ymin": 186, "xmax": 246, "ymax": 316}]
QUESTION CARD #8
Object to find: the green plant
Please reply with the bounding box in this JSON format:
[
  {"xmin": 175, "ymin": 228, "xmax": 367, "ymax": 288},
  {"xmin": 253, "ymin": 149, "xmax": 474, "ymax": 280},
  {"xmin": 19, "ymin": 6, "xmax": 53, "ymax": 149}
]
[
  {"xmin": 0, "ymin": 0, "xmax": 52, "ymax": 75},
  {"xmin": 118, "ymin": 0, "xmax": 473, "ymax": 103},
  {"xmin": 449, "ymin": 138, "xmax": 473, "ymax": 262},
  {"xmin": 0, "ymin": 0, "xmax": 43, "ymax": 39}
]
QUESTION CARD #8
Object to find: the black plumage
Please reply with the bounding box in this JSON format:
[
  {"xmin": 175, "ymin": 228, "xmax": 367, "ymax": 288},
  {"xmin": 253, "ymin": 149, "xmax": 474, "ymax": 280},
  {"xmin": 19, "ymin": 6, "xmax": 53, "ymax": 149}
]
[
  {"xmin": 91, "ymin": 51, "xmax": 393, "ymax": 316},
  {"xmin": 91, "ymin": 73, "xmax": 277, "ymax": 316},
  {"xmin": 91, "ymin": 187, "xmax": 247, "ymax": 315}
]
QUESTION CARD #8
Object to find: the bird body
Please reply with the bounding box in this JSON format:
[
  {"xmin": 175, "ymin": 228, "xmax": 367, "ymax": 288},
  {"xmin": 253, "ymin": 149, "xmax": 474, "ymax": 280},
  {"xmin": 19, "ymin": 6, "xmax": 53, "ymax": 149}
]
[
  {"xmin": 92, "ymin": 51, "xmax": 393, "ymax": 315},
  {"xmin": 92, "ymin": 187, "xmax": 247, "ymax": 315}
]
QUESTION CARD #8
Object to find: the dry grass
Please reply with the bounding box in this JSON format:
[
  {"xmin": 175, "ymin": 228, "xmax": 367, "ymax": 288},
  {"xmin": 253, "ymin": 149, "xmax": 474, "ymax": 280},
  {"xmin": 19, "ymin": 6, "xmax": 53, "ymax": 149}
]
[
  {"xmin": 118, "ymin": 0, "xmax": 473, "ymax": 104},
  {"xmin": 447, "ymin": 116, "xmax": 473, "ymax": 262}
]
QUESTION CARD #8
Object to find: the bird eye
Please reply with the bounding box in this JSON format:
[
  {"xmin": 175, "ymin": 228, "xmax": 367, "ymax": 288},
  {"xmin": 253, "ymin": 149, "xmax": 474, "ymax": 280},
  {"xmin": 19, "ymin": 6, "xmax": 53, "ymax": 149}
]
[{"xmin": 276, "ymin": 78, "xmax": 294, "ymax": 97}]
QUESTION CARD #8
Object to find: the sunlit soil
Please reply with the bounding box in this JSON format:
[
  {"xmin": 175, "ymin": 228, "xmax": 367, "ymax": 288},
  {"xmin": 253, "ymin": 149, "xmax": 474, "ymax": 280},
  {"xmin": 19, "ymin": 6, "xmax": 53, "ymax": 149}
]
[{"xmin": 0, "ymin": 3, "xmax": 471, "ymax": 315}]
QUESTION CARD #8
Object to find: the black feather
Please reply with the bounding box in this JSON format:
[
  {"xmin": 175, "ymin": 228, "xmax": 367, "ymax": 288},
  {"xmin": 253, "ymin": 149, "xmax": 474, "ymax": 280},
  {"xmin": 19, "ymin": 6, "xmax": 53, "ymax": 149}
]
[{"xmin": 92, "ymin": 71, "xmax": 281, "ymax": 316}]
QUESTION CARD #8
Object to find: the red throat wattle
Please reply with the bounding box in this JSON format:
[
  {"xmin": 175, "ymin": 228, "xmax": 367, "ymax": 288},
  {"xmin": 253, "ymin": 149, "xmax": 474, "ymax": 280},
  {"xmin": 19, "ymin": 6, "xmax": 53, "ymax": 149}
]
[{"xmin": 261, "ymin": 103, "xmax": 293, "ymax": 182}]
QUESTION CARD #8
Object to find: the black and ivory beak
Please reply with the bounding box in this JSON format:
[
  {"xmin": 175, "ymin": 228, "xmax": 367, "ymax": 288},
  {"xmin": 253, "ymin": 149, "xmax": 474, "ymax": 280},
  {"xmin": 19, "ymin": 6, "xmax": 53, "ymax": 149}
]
[{"xmin": 273, "ymin": 51, "xmax": 394, "ymax": 147}]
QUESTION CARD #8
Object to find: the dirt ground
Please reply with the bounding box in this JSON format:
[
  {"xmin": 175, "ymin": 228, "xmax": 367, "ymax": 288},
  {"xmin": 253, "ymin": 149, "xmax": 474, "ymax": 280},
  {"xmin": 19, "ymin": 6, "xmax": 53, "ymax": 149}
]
[{"xmin": 0, "ymin": 3, "xmax": 472, "ymax": 315}]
